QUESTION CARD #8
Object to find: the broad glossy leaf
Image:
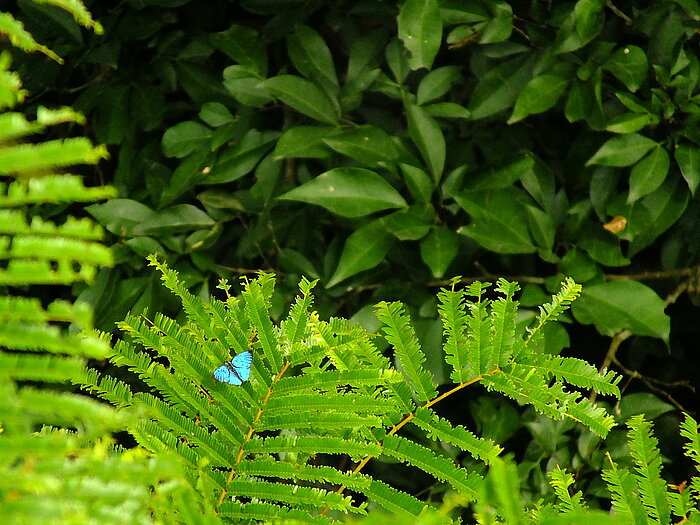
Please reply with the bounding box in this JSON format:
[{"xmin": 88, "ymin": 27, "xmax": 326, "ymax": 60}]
[
  {"xmin": 674, "ymin": 144, "xmax": 700, "ymax": 195},
  {"xmin": 509, "ymin": 75, "xmax": 569, "ymax": 123},
  {"xmin": 604, "ymin": 45, "xmax": 648, "ymax": 92},
  {"xmin": 401, "ymin": 164, "xmax": 434, "ymax": 203},
  {"xmin": 422, "ymin": 102, "xmax": 471, "ymax": 119},
  {"xmin": 323, "ymin": 125, "xmax": 398, "ymax": 165},
  {"xmin": 524, "ymin": 205, "xmax": 555, "ymax": 250},
  {"xmin": 273, "ymin": 126, "xmax": 334, "ymax": 159},
  {"xmin": 288, "ymin": 25, "xmax": 338, "ymax": 94},
  {"xmin": 586, "ymin": 134, "xmax": 658, "ymax": 167},
  {"xmin": 210, "ymin": 25, "xmax": 267, "ymax": 75},
  {"xmin": 628, "ymin": 146, "xmax": 669, "ymax": 203},
  {"xmin": 379, "ymin": 204, "xmax": 435, "ymax": 241},
  {"xmin": 416, "ymin": 66, "xmax": 461, "ymax": 105},
  {"xmin": 161, "ymin": 121, "xmax": 211, "ymax": 158},
  {"xmin": 406, "ymin": 103, "xmax": 445, "ymax": 181},
  {"xmin": 605, "ymin": 112, "xmax": 657, "ymax": 134},
  {"xmin": 555, "ymin": 0, "xmax": 603, "ymax": 53},
  {"xmin": 628, "ymin": 178, "xmax": 689, "ymax": 257},
  {"xmin": 86, "ymin": 199, "xmax": 154, "ymax": 236},
  {"xmin": 199, "ymin": 102, "xmax": 234, "ymax": 127},
  {"xmin": 327, "ymin": 220, "xmax": 392, "ymax": 287},
  {"xmin": 397, "ymin": 0, "xmax": 442, "ymax": 70},
  {"xmin": 132, "ymin": 204, "xmax": 215, "ymax": 236},
  {"xmin": 222, "ymin": 65, "xmax": 271, "ymax": 107},
  {"xmin": 205, "ymin": 130, "xmax": 278, "ymax": 184},
  {"xmin": 467, "ymin": 155, "xmax": 534, "ymax": 191},
  {"xmin": 160, "ymin": 150, "xmax": 208, "ymax": 207},
  {"xmin": 572, "ymin": 280, "xmax": 670, "ymax": 340},
  {"xmin": 454, "ymin": 189, "xmax": 536, "ymax": 254},
  {"xmin": 469, "ymin": 54, "xmax": 537, "ymax": 120},
  {"xmin": 278, "ymin": 167, "xmax": 406, "ymax": 218},
  {"xmin": 263, "ymin": 75, "xmax": 338, "ymax": 125},
  {"xmin": 420, "ymin": 226, "xmax": 459, "ymax": 278},
  {"xmin": 577, "ymin": 226, "xmax": 630, "ymax": 267}
]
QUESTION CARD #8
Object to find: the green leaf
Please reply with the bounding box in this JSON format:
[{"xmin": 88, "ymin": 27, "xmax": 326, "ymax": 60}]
[
  {"xmin": 422, "ymin": 102, "xmax": 471, "ymax": 119},
  {"xmin": 406, "ymin": 103, "xmax": 445, "ymax": 181},
  {"xmin": 288, "ymin": 25, "xmax": 338, "ymax": 94},
  {"xmin": 278, "ymin": 168, "xmax": 407, "ymax": 218},
  {"xmin": 628, "ymin": 146, "xmax": 669, "ymax": 203},
  {"xmin": 618, "ymin": 393, "xmax": 675, "ymax": 421},
  {"xmin": 199, "ymin": 102, "xmax": 234, "ymax": 127},
  {"xmin": 161, "ymin": 121, "xmax": 211, "ymax": 158},
  {"xmin": 454, "ymin": 189, "xmax": 536, "ymax": 254},
  {"xmin": 379, "ymin": 205, "xmax": 435, "ymax": 241},
  {"xmin": 263, "ymin": 75, "xmax": 338, "ymax": 125},
  {"xmin": 222, "ymin": 65, "xmax": 271, "ymax": 106},
  {"xmin": 586, "ymin": 134, "xmax": 658, "ymax": 167},
  {"xmin": 469, "ymin": 55, "xmax": 537, "ymax": 120},
  {"xmin": 397, "ymin": 0, "xmax": 442, "ymax": 70},
  {"xmin": 323, "ymin": 125, "xmax": 398, "ymax": 165},
  {"xmin": 628, "ymin": 178, "xmax": 689, "ymax": 257},
  {"xmin": 674, "ymin": 143, "xmax": 700, "ymax": 195},
  {"xmin": 605, "ymin": 112, "xmax": 657, "ymax": 134},
  {"xmin": 604, "ymin": 46, "xmax": 648, "ymax": 92},
  {"xmin": 86, "ymin": 199, "xmax": 154, "ymax": 237},
  {"xmin": 327, "ymin": 220, "xmax": 392, "ymax": 287},
  {"xmin": 132, "ymin": 204, "xmax": 215, "ymax": 236},
  {"xmin": 273, "ymin": 126, "xmax": 334, "ymax": 159},
  {"xmin": 524, "ymin": 205, "xmax": 555, "ymax": 250},
  {"xmin": 400, "ymin": 164, "xmax": 434, "ymax": 203},
  {"xmin": 210, "ymin": 25, "xmax": 267, "ymax": 75},
  {"xmin": 571, "ymin": 281, "xmax": 670, "ymax": 340},
  {"xmin": 205, "ymin": 130, "xmax": 278, "ymax": 184},
  {"xmin": 420, "ymin": 227, "xmax": 459, "ymax": 278},
  {"xmin": 416, "ymin": 66, "xmax": 461, "ymax": 105},
  {"xmin": 508, "ymin": 75, "xmax": 569, "ymax": 123}
]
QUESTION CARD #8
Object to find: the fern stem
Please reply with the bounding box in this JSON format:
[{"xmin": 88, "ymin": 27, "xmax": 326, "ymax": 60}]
[{"xmin": 216, "ymin": 359, "xmax": 293, "ymax": 508}]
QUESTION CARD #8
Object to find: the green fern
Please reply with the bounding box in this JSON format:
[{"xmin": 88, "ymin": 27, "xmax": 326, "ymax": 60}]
[
  {"xmin": 0, "ymin": 3, "xmax": 192, "ymax": 524},
  {"xmin": 82, "ymin": 259, "xmax": 621, "ymax": 523}
]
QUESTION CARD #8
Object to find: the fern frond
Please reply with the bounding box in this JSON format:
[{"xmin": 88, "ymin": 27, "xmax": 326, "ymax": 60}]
[
  {"xmin": 483, "ymin": 365, "xmax": 615, "ymax": 437},
  {"xmin": 258, "ymin": 411, "xmax": 383, "ymax": 431},
  {"xmin": 228, "ymin": 478, "xmax": 366, "ymax": 514},
  {"xmin": 237, "ymin": 458, "xmax": 371, "ymax": 490},
  {"xmin": 375, "ymin": 301, "xmax": 437, "ymax": 403},
  {"xmin": 243, "ymin": 274, "xmax": 283, "ymax": 373},
  {"xmin": 465, "ymin": 282, "xmax": 494, "ymax": 376},
  {"xmin": 531, "ymin": 354, "xmax": 620, "ymax": 396},
  {"xmin": 549, "ymin": 466, "xmax": 587, "ymax": 513},
  {"xmin": 247, "ymin": 436, "xmax": 382, "ymax": 460},
  {"xmin": 219, "ymin": 501, "xmax": 337, "ymax": 524},
  {"xmin": 363, "ymin": 479, "xmax": 427, "ymax": 517},
  {"xmin": 412, "ymin": 406, "xmax": 502, "ymax": 463},
  {"xmin": 526, "ymin": 277, "xmax": 581, "ymax": 343},
  {"xmin": 627, "ymin": 415, "xmax": 671, "ymax": 524},
  {"xmin": 0, "ymin": 13, "xmax": 62, "ymax": 62},
  {"xmin": 275, "ymin": 369, "xmax": 401, "ymax": 393},
  {"xmin": 680, "ymin": 414, "xmax": 700, "ymax": 499},
  {"xmin": 281, "ymin": 276, "xmax": 318, "ymax": 344},
  {"xmin": 30, "ymin": 0, "xmax": 104, "ymax": 34},
  {"xmin": 382, "ymin": 434, "xmax": 482, "ymax": 499},
  {"xmin": 601, "ymin": 455, "xmax": 648, "ymax": 525},
  {"xmin": 437, "ymin": 283, "xmax": 473, "ymax": 383},
  {"xmin": 491, "ymin": 279, "xmax": 520, "ymax": 366},
  {"xmin": 0, "ymin": 138, "xmax": 108, "ymax": 175}
]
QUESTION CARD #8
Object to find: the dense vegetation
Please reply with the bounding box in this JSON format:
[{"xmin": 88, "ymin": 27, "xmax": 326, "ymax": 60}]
[{"xmin": 2, "ymin": 0, "xmax": 700, "ymax": 523}]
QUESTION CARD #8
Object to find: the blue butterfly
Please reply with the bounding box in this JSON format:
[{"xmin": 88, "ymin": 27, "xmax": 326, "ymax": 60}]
[{"xmin": 213, "ymin": 350, "xmax": 253, "ymax": 385}]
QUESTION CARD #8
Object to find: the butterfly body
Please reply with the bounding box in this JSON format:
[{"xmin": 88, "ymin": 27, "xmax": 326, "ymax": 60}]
[{"xmin": 213, "ymin": 350, "xmax": 253, "ymax": 385}]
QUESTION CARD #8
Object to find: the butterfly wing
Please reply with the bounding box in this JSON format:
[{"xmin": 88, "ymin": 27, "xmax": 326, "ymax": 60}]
[
  {"xmin": 213, "ymin": 350, "xmax": 252, "ymax": 385},
  {"xmin": 230, "ymin": 350, "xmax": 253, "ymax": 382}
]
